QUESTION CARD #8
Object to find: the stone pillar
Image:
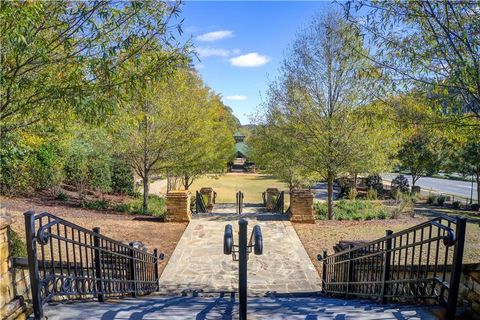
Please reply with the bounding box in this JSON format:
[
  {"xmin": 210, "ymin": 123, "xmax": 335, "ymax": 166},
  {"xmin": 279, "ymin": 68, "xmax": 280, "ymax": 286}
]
[
  {"xmin": 1, "ymin": 215, "xmax": 30, "ymax": 319},
  {"xmin": 199, "ymin": 187, "xmax": 214, "ymax": 212},
  {"xmin": 265, "ymin": 188, "xmax": 280, "ymax": 211},
  {"xmin": 166, "ymin": 191, "xmax": 191, "ymax": 222},
  {"xmin": 1, "ymin": 215, "xmax": 14, "ymax": 312},
  {"xmin": 289, "ymin": 189, "xmax": 315, "ymax": 223}
]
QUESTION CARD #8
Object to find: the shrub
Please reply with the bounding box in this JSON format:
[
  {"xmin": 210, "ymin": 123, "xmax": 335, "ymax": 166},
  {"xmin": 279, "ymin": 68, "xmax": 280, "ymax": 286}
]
[
  {"xmin": 314, "ymin": 202, "xmax": 328, "ymax": 220},
  {"xmin": 366, "ymin": 175, "xmax": 383, "ymax": 193},
  {"xmin": 111, "ymin": 160, "xmax": 134, "ymax": 195},
  {"xmin": 391, "ymin": 175, "xmax": 409, "ymax": 194},
  {"xmin": 377, "ymin": 209, "xmax": 388, "ymax": 220},
  {"xmin": 470, "ymin": 203, "xmax": 480, "ymax": 211},
  {"xmin": 427, "ymin": 194, "xmax": 437, "ymax": 205},
  {"xmin": 452, "ymin": 201, "xmax": 461, "ymax": 210},
  {"xmin": 56, "ymin": 191, "xmax": 68, "ymax": 201},
  {"xmin": 0, "ymin": 136, "xmax": 64, "ymax": 195},
  {"xmin": 112, "ymin": 203, "xmax": 130, "ymax": 212},
  {"xmin": 347, "ymin": 188, "xmax": 358, "ymax": 200},
  {"xmin": 87, "ymin": 152, "xmax": 112, "ymax": 193},
  {"xmin": 366, "ymin": 188, "xmax": 378, "ymax": 200},
  {"xmin": 390, "ymin": 192, "xmax": 415, "ymax": 219},
  {"xmin": 9, "ymin": 228, "xmax": 27, "ymax": 257},
  {"xmin": 314, "ymin": 200, "xmax": 389, "ymax": 221},
  {"xmin": 64, "ymin": 141, "xmax": 112, "ymax": 193},
  {"xmin": 437, "ymin": 195, "xmax": 446, "ymax": 206},
  {"xmin": 128, "ymin": 195, "xmax": 166, "ymax": 218},
  {"xmin": 82, "ymin": 199, "xmax": 110, "ymax": 210}
]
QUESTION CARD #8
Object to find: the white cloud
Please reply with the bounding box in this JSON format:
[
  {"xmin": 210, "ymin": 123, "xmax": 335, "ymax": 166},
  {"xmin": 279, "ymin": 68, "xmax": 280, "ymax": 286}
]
[
  {"xmin": 229, "ymin": 53, "xmax": 270, "ymax": 67},
  {"xmin": 194, "ymin": 64, "xmax": 205, "ymax": 70},
  {"xmin": 225, "ymin": 95, "xmax": 247, "ymax": 101},
  {"xmin": 196, "ymin": 47, "xmax": 230, "ymax": 58},
  {"xmin": 197, "ymin": 30, "xmax": 233, "ymax": 42}
]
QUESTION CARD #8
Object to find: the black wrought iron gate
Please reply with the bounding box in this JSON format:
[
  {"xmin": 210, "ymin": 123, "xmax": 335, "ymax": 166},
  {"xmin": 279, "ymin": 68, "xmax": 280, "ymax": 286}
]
[{"xmin": 25, "ymin": 211, "xmax": 162, "ymax": 319}]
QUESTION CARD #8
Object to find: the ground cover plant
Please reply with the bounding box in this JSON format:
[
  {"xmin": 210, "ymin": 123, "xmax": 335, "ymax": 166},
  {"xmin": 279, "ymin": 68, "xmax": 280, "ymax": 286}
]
[{"xmin": 314, "ymin": 200, "xmax": 389, "ymax": 221}]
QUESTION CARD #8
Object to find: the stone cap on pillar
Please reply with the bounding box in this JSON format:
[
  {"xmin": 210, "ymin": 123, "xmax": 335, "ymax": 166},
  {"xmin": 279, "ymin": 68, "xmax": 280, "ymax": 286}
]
[
  {"xmin": 266, "ymin": 187, "xmax": 279, "ymax": 193},
  {"xmin": 167, "ymin": 190, "xmax": 191, "ymax": 198},
  {"xmin": 291, "ymin": 189, "xmax": 314, "ymax": 198},
  {"xmin": 0, "ymin": 214, "xmax": 15, "ymax": 230},
  {"xmin": 199, "ymin": 187, "xmax": 213, "ymax": 192}
]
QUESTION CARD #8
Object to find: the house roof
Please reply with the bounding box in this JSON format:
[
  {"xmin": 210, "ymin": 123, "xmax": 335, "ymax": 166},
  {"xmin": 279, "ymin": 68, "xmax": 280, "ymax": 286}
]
[
  {"xmin": 235, "ymin": 141, "xmax": 248, "ymax": 157},
  {"xmin": 234, "ymin": 131, "xmax": 245, "ymax": 138}
]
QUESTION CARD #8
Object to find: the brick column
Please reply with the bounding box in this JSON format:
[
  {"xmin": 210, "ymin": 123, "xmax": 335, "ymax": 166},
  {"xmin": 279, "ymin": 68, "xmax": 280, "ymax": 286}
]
[
  {"xmin": 166, "ymin": 191, "xmax": 191, "ymax": 222},
  {"xmin": 289, "ymin": 189, "xmax": 315, "ymax": 223},
  {"xmin": 266, "ymin": 188, "xmax": 279, "ymax": 211},
  {"xmin": 199, "ymin": 187, "xmax": 214, "ymax": 212}
]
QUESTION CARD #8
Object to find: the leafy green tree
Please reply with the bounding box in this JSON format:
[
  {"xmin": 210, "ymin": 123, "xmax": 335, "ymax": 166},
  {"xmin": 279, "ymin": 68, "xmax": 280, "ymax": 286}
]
[
  {"xmin": 0, "ymin": 1, "xmax": 188, "ymax": 135},
  {"xmin": 343, "ymin": 0, "xmax": 480, "ymax": 118},
  {"xmin": 249, "ymin": 115, "xmax": 311, "ymax": 192},
  {"xmin": 458, "ymin": 139, "xmax": 480, "ymax": 205},
  {"xmin": 397, "ymin": 131, "xmax": 442, "ymax": 188},
  {"xmin": 263, "ymin": 12, "xmax": 382, "ymax": 219},
  {"xmin": 166, "ymin": 74, "xmax": 235, "ymax": 190}
]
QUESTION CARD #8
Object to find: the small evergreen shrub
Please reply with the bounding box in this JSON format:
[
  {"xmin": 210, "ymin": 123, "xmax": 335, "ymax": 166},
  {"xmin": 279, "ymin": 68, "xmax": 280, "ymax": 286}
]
[
  {"xmin": 366, "ymin": 175, "xmax": 383, "ymax": 193},
  {"xmin": 366, "ymin": 188, "xmax": 378, "ymax": 200},
  {"xmin": 82, "ymin": 199, "xmax": 110, "ymax": 210},
  {"xmin": 437, "ymin": 195, "xmax": 446, "ymax": 206},
  {"xmin": 391, "ymin": 175, "xmax": 410, "ymax": 194},
  {"xmin": 8, "ymin": 228, "xmax": 27, "ymax": 257},
  {"xmin": 452, "ymin": 201, "xmax": 461, "ymax": 210},
  {"xmin": 347, "ymin": 188, "xmax": 358, "ymax": 200},
  {"xmin": 111, "ymin": 160, "xmax": 134, "ymax": 195},
  {"xmin": 112, "ymin": 203, "xmax": 130, "ymax": 212},
  {"xmin": 56, "ymin": 191, "xmax": 68, "ymax": 201},
  {"xmin": 427, "ymin": 194, "xmax": 437, "ymax": 205}
]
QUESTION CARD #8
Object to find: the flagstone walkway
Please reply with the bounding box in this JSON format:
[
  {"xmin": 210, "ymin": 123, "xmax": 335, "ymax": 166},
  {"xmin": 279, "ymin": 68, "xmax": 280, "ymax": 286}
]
[{"xmin": 158, "ymin": 204, "xmax": 322, "ymax": 296}]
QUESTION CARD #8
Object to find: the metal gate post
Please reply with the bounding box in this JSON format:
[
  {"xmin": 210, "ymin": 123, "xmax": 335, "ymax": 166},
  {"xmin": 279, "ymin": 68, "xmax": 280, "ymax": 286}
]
[
  {"xmin": 238, "ymin": 219, "xmax": 248, "ymax": 320},
  {"xmin": 154, "ymin": 248, "xmax": 159, "ymax": 291},
  {"xmin": 93, "ymin": 227, "xmax": 105, "ymax": 302},
  {"xmin": 321, "ymin": 250, "xmax": 327, "ymax": 294},
  {"xmin": 129, "ymin": 242, "xmax": 137, "ymax": 297},
  {"xmin": 446, "ymin": 217, "xmax": 467, "ymax": 320},
  {"xmin": 381, "ymin": 230, "xmax": 393, "ymax": 303},
  {"xmin": 24, "ymin": 211, "xmax": 43, "ymax": 320}
]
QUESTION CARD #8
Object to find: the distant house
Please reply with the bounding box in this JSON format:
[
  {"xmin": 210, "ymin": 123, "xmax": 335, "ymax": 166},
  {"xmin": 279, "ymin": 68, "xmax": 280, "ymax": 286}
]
[
  {"xmin": 234, "ymin": 131, "xmax": 248, "ymax": 158},
  {"xmin": 231, "ymin": 131, "xmax": 254, "ymax": 172}
]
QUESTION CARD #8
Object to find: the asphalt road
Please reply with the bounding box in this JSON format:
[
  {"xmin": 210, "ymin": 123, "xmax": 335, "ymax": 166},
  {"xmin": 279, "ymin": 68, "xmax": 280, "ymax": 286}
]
[{"xmin": 383, "ymin": 174, "xmax": 477, "ymax": 201}]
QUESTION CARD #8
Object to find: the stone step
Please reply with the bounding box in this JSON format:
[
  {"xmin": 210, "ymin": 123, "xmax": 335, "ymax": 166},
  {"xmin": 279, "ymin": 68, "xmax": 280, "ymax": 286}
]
[{"xmin": 41, "ymin": 294, "xmax": 443, "ymax": 319}]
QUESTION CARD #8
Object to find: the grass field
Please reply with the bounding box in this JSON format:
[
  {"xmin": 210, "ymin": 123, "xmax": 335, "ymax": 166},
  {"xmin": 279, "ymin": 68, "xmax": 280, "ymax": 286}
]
[{"xmin": 189, "ymin": 173, "xmax": 288, "ymax": 203}]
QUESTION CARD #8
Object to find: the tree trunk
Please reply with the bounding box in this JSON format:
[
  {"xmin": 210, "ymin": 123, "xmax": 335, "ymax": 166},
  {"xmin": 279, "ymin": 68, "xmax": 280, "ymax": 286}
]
[
  {"xmin": 476, "ymin": 172, "xmax": 480, "ymax": 207},
  {"xmin": 327, "ymin": 171, "xmax": 334, "ymax": 220},
  {"xmin": 142, "ymin": 175, "xmax": 149, "ymax": 214},
  {"xmin": 412, "ymin": 173, "xmax": 418, "ymax": 187},
  {"xmin": 183, "ymin": 175, "xmax": 190, "ymax": 190},
  {"xmin": 353, "ymin": 173, "xmax": 358, "ymax": 188}
]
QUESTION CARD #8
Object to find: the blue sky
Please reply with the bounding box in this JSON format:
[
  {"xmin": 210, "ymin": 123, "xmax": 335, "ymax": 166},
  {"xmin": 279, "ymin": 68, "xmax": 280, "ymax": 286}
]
[{"xmin": 179, "ymin": 1, "xmax": 337, "ymax": 125}]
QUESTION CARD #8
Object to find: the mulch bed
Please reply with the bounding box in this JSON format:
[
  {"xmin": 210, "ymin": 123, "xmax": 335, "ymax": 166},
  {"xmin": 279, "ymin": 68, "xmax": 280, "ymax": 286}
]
[{"xmin": 1, "ymin": 196, "xmax": 187, "ymax": 276}]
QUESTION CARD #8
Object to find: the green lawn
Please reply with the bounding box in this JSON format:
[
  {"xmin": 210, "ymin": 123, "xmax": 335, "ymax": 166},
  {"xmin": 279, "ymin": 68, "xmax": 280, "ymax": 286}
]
[{"xmin": 189, "ymin": 173, "xmax": 288, "ymax": 203}]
